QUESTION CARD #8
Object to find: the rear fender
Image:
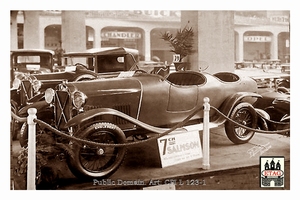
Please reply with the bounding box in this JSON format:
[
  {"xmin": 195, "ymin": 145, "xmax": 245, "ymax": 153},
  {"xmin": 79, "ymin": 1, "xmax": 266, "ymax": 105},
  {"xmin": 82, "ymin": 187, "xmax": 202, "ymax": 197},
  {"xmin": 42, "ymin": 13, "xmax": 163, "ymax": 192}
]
[{"xmin": 212, "ymin": 92, "xmax": 262, "ymax": 124}]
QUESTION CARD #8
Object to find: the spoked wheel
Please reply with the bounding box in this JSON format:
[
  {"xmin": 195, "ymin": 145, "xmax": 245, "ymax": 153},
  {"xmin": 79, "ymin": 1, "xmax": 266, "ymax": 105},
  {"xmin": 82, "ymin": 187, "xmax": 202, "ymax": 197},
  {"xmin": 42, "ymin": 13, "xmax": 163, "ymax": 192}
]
[
  {"xmin": 225, "ymin": 102, "xmax": 257, "ymax": 144},
  {"xmin": 67, "ymin": 122, "xmax": 127, "ymax": 180}
]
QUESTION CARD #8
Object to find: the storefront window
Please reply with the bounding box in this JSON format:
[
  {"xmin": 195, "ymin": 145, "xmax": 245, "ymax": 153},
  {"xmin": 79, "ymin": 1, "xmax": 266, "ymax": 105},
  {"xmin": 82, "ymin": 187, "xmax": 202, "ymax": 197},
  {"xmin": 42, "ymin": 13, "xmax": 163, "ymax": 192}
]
[
  {"xmin": 44, "ymin": 25, "xmax": 95, "ymax": 50},
  {"xmin": 86, "ymin": 26, "xmax": 94, "ymax": 49},
  {"xmin": 101, "ymin": 27, "xmax": 144, "ymax": 59},
  {"xmin": 278, "ymin": 32, "xmax": 290, "ymax": 63},
  {"xmin": 243, "ymin": 31, "xmax": 272, "ymax": 61},
  {"xmin": 44, "ymin": 25, "xmax": 61, "ymax": 50}
]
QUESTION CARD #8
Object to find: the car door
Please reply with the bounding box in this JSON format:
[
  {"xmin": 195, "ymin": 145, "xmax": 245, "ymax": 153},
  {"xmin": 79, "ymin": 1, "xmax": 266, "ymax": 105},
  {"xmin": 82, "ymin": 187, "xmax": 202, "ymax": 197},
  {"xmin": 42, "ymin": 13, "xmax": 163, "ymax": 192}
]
[{"xmin": 167, "ymin": 85, "xmax": 198, "ymax": 112}]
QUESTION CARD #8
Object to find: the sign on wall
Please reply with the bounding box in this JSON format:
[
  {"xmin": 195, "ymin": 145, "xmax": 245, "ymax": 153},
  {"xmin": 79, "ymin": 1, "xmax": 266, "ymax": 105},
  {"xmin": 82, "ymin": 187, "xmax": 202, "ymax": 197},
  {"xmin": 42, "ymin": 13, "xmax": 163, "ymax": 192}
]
[
  {"xmin": 244, "ymin": 36, "xmax": 272, "ymax": 42},
  {"xmin": 157, "ymin": 131, "xmax": 203, "ymax": 168},
  {"xmin": 101, "ymin": 31, "xmax": 142, "ymax": 39}
]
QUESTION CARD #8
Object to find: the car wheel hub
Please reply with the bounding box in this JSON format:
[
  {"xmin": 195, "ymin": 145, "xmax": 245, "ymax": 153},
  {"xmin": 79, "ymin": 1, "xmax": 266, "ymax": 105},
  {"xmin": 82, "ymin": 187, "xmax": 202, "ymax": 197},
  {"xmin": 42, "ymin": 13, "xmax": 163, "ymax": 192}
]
[{"xmin": 97, "ymin": 148, "xmax": 105, "ymax": 155}]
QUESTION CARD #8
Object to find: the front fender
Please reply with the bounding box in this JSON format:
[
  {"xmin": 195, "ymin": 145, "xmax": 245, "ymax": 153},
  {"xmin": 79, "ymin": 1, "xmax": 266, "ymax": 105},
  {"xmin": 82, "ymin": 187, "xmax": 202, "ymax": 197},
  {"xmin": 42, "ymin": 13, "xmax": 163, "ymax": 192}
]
[
  {"xmin": 212, "ymin": 92, "xmax": 262, "ymax": 124},
  {"xmin": 64, "ymin": 107, "xmax": 176, "ymax": 134},
  {"xmin": 18, "ymin": 100, "xmax": 49, "ymax": 116}
]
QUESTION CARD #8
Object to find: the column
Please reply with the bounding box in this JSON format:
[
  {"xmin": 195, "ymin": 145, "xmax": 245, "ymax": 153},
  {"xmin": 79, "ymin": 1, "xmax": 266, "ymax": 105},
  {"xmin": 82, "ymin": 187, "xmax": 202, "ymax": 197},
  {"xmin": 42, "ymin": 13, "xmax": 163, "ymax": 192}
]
[
  {"xmin": 181, "ymin": 11, "xmax": 235, "ymax": 73},
  {"xmin": 237, "ymin": 30, "xmax": 245, "ymax": 62},
  {"xmin": 23, "ymin": 11, "xmax": 41, "ymax": 49},
  {"xmin": 61, "ymin": 11, "xmax": 86, "ymax": 52},
  {"xmin": 10, "ymin": 11, "xmax": 18, "ymax": 50},
  {"xmin": 144, "ymin": 28, "xmax": 151, "ymax": 61},
  {"xmin": 271, "ymin": 32, "xmax": 279, "ymax": 59},
  {"xmin": 94, "ymin": 26, "xmax": 101, "ymax": 48}
]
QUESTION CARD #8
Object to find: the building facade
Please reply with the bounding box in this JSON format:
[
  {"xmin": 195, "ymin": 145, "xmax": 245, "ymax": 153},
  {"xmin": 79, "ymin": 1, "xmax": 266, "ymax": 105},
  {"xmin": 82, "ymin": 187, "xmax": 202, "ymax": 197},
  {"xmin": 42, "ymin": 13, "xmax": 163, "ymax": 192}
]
[{"xmin": 11, "ymin": 10, "xmax": 290, "ymax": 65}]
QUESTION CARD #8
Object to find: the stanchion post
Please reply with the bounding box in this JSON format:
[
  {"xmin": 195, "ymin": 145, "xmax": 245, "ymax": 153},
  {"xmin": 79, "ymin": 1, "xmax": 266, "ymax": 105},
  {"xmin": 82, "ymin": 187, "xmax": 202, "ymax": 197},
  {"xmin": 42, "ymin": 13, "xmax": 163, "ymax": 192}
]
[
  {"xmin": 202, "ymin": 97, "xmax": 210, "ymax": 169},
  {"xmin": 27, "ymin": 108, "xmax": 37, "ymax": 190}
]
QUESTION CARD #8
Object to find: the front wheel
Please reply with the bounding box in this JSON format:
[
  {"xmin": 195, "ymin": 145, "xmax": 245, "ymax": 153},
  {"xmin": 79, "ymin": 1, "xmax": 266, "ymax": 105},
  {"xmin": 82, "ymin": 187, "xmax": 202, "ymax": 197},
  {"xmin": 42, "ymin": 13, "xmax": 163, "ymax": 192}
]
[
  {"xmin": 67, "ymin": 122, "xmax": 127, "ymax": 180},
  {"xmin": 225, "ymin": 102, "xmax": 257, "ymax": 144}
]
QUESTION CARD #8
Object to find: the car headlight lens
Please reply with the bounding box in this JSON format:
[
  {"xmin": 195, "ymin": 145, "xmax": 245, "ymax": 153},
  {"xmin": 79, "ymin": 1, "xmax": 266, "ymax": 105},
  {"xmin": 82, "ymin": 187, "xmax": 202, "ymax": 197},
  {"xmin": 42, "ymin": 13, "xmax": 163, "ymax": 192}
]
[
  {"xmin": 72, "ymin": 91, "xmax": 86, "ymax": 109},
  {"xmin": 32, "ymin": 80, "xmax": 42, "ymax": 93},
  {"xmin": 45, "ymin": 88, "xmax": 55, "ymax": 104},
  {"xmin": 12, "ymin": 78, "xmax": 21, "ymax": 89}
]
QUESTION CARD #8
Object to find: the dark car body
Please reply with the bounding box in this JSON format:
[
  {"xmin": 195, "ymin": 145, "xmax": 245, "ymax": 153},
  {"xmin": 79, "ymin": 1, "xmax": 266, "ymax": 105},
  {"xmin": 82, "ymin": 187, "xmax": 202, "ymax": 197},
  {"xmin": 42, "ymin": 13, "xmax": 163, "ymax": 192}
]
[
  {"xmin": 35, "ymin": 70, "xmax": 262, "ymax": 179},
  {"xmin": 11, "ymin": 47, "xmax": 142, "ymax": 139},
  {"xmin": 254, "ymin": 78, "xmax": 290, "ymax": 135},
  {"xmin": 62, "ymin": 47, "xmax": 139, "ymax": 73},
  {"xmin": 11, "ymin": 47, "xmax": 141, "ymax": 111},
  {"xmin": 10, "ymin": 49, "xmax": 55, "ymax": 86},
  {"xmin": 55, "ymin": 71, "xmax": 258, "ymax": 131}
]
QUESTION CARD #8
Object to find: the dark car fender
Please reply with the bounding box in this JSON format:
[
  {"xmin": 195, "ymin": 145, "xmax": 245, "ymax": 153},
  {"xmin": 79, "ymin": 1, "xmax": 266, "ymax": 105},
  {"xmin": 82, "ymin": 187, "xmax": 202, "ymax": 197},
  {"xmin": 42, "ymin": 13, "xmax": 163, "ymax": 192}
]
[
  {"xmin": 211, "ymin": 92, "xmax": 262, "ymax": 124},
  {"xmin": 18, "ymin": 100, "xmax": 50, "ymax": 117},
  {"xmin": 64, "ymin": 107, "xmax": 174, "ymax": 134}
]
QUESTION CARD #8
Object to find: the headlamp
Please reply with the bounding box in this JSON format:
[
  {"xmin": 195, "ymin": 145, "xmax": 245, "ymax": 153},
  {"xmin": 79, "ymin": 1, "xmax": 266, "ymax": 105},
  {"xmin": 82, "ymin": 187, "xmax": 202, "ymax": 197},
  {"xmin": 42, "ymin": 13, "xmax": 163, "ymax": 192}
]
[
  {"xmin": 45, "ymin": 88, "xmax": 55, "ymax": 104},
  {"xmin": 12, "ymin": 78, "xmax": 21, "ymax": 89},
  {"xmin": 72, "ymin": 91, "xmax": 86, "ymax": 109},
  {"xmin": 32, "ymin": 80, "xmax": 42, "ymax": 93}
]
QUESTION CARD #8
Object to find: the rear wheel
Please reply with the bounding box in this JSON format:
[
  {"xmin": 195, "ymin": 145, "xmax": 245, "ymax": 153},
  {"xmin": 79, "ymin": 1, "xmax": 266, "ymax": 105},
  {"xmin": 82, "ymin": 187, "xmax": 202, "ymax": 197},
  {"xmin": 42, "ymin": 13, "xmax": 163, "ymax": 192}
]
[
  {"xmin": 67, "ymin": 122, "xmax": 127, "ymax": 180},
  {"xmin": 225, "ymin": 102, "xmax": 257, "ymax": 144}
]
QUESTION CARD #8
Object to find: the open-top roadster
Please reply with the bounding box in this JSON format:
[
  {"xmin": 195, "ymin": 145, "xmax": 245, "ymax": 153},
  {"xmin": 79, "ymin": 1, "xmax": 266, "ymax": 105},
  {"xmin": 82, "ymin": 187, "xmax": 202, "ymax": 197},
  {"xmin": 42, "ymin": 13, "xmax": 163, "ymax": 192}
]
[{"xmin": 29, "ymin": 70, "xmax": 261, "ymax": 179}]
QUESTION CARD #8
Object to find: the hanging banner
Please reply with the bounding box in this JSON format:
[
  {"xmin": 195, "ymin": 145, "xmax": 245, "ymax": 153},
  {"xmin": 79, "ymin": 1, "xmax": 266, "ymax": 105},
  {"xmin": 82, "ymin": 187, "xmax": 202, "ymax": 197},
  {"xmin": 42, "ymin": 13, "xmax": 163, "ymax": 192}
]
[{"xmin": 157, "ymin": 131, "xmax": 203, "ymax": 168}]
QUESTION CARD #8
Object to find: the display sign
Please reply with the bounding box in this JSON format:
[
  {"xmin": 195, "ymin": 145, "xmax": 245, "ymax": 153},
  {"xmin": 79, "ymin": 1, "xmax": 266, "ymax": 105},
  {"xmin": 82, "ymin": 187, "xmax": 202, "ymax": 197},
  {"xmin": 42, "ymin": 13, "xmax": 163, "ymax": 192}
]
[
  {"xmin": 101, "ymin": 31, "xmax": 142, "ymax": 39},
  {"xmin": 244, "ymin": 36, "xmax": 272, "ymax": 42},
  {"xmin": 173, "ymin": 54, "xmax": 180, "ymax": 63},
  {"xmin": 157, "ymin": 131, "xmax": 203, "ymax": 168}
]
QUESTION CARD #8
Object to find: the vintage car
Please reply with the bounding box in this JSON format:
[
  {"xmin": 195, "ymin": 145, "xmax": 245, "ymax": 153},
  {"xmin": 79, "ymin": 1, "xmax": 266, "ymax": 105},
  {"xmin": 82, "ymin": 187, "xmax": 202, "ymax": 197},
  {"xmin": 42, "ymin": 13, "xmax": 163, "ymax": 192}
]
[
  {"xmin": 61, "ymin": 47, "xmax": 140, "ymax": 73},
  {"xmin": 23, "ymin": 70, "xmax": 262, "ymax": 179},
  {"xmin": 11, "ymin": 47, "xmax": 141, "ymax": 139},
  {"xmin": 138, "ymin": 61, "xmax": 169, "ymax": 77},
  {"xmin": 254, "ymin": 78, "xmax": 290, "ymax": 135},
  {"xmin": 10, "ymin": 49, "xmax": 56, "ymax": 87},
  {"xmin": 10, "ymin": 65, "xmax": 99, "ymax": 140}
]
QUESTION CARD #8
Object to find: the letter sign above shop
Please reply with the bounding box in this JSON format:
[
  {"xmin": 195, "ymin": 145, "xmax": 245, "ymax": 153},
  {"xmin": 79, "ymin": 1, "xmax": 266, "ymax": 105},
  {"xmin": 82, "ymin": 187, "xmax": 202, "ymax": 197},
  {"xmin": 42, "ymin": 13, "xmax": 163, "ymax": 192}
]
[
  {"xmin": 102, "ymin": 31, "xmax": 142, "ymax": 39},
  {"xmin": 244, "ymin": 36, "xmax": 272, "ymax": 42}
]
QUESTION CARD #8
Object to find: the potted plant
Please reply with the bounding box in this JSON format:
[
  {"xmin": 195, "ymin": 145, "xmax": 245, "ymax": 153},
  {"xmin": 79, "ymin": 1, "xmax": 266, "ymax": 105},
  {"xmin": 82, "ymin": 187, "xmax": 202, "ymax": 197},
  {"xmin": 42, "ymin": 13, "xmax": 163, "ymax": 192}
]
[{"xmin": 161, "ymin": 25, "xmax": 195, "ymax": 70}]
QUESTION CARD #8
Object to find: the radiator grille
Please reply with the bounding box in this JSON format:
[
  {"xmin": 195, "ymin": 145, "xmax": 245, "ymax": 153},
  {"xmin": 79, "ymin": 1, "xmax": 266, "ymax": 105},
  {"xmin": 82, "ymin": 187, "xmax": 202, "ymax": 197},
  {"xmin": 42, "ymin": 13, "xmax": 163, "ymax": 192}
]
[{"xmin": 54, "ymin": 90, "xmax": 71, "ymax": 129}]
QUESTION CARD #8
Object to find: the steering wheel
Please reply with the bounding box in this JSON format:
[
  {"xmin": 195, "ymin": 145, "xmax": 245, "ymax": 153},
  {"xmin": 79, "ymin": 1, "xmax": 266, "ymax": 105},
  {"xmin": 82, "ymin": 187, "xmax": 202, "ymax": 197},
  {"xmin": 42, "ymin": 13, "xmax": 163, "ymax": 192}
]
[{"xmin": 74, "ymin": 63, "xmax": 88, "ymax": 70}]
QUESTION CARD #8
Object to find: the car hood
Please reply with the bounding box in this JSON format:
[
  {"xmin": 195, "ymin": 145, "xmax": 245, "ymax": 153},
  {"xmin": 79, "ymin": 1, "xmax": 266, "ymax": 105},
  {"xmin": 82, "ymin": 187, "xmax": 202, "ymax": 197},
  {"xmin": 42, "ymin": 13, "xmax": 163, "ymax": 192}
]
[
  {"xmin": 64, "ymin": 77, "xmax": 142, "ymax": 97},
  {"xmin": 31, "ymin": 69, "xmax": 97, "ymax": 81}
]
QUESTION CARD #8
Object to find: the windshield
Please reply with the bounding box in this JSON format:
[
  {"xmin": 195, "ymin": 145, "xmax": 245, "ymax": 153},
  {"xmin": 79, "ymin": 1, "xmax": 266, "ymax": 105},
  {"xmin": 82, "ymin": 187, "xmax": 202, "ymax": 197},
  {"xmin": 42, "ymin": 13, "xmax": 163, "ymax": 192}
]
[
  {"xmin": 11, "ymin": 53, "xmax": 53, "ymax": 71},
  {"xmin": 63, "ymin": 53, "xmax": 138, "ymax": 73},
  {"xmin": 63, "ymin": 56, "xmax": 95, "ymax": 71}
]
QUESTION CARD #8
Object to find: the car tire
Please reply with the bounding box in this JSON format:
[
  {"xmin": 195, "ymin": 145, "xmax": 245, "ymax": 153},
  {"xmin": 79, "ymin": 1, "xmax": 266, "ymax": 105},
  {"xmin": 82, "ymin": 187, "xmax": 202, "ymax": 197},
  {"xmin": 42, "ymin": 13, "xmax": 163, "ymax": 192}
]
[
  {"xmin": 67, "ymin": 122, "xmax": 127, "ymax": 180},
  {"xmin": 19, "ymin": 121, "xmax": 51, "ymax": 148},
  {"xmin": 225, "ymin": 102, "xmax": 257, "ymax": 144},
  {"xmin": 11, "ymin": 102, "xmax": 19, "ymax": 140}
]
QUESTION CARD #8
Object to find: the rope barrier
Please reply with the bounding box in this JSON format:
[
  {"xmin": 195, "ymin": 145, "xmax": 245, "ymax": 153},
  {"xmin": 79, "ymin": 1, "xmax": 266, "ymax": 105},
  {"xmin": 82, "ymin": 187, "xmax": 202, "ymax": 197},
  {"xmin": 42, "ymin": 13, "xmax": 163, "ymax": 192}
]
[
  {"xmin": 34, "ymin": 105, "xmax": 204, "ymax": 147},
  {"xmin": 11, "ymin": 104, "xmax": 290, "ymax": 148},
  {"xmin": 210, "ymin": 106, "xmax": 290, "ymax": 134}
]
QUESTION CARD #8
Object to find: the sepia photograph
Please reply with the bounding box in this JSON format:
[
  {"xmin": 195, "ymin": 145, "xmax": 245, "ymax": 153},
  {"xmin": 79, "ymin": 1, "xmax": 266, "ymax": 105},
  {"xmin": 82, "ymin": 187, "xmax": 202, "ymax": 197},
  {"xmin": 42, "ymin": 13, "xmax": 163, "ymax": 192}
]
[{"xmin": 4, "ymin": 0, "xmax": 298, "ymax": 198}]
